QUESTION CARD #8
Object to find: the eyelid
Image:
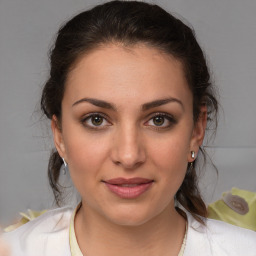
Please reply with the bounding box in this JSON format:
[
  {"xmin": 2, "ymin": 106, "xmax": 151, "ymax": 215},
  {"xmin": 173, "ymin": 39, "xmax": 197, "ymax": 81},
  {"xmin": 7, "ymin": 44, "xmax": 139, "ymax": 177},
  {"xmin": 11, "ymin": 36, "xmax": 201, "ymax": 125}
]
[
  {"xmin": 146, "ymin": 112, "xmax": 176, "ymax": 121},
  {"xmin": 82, "ymin": 111, "xmax": 109, "ymax": 119},
  {"xmin": 80, "ymin": 111, "xmax": 177, "ymax": 130},
  {"xmin": 80, "ymin": 112, "xmax": 112, "ymax": 129},
  {"xmin": 144, "ymin": 112, "xmax": 177, "ymax": 128}
]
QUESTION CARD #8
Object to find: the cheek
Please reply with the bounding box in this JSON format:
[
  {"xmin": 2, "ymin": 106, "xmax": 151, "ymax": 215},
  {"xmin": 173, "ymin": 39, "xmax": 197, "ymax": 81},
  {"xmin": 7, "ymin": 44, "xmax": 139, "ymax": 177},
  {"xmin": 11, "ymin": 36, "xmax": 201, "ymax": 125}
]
[
  {"xmin": 63, "ymin": 128, "xmax": 110, "ymax": 178},
  {"xmin": 150, "ymin": 131, "xmax": 191, "ymax": 166},
  {"xmin": 63, "ymin": 133, "xmax": 111, "ymax": 201},
  {"xmin": 149, "ymin": 131, "xmax": 191, "ymax": 185}
]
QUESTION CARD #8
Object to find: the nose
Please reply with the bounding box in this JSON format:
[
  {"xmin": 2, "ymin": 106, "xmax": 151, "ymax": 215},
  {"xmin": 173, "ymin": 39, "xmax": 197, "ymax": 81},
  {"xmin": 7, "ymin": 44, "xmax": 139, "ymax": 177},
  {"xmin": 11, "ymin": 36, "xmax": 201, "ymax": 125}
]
[{"xmin": 111, "ymin": 124, "xmax": 146, "ymax": 169}]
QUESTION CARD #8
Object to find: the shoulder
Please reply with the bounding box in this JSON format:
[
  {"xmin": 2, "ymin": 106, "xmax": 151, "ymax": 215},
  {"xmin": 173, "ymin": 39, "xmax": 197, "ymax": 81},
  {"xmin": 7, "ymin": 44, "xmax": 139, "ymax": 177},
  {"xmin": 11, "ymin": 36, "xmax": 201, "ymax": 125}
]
[
  {"xmin": 3, "ymin": 206, "xmax": 73, "ymax": 256},
  {"xmin": 206, "ymin": 217, "xmax": 256, "ymax": 248},
  {"xmin": 206, "ymin": 216, "xmax": 256, "ymax": 238},
  {"xmin": 184, "ymin": 212, "xmax": 256, "ymax": 256}
]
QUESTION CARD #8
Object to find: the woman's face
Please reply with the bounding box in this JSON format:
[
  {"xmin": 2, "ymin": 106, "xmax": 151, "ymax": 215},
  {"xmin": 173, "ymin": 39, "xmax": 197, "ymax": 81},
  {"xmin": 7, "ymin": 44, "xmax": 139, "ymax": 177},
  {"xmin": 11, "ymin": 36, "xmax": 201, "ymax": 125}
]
[{"xmin": 52, "ymin": 44, "xmax": 206, "ymax": 226}]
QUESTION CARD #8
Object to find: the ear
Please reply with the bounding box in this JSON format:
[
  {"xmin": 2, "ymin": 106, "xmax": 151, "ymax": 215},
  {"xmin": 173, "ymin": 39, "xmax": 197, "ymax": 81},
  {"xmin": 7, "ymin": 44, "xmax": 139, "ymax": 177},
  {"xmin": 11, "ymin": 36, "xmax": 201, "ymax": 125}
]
[
  {"xmin": 51, "ymin": 115, "xmax": 66, "ymax": 158},
  {"xmin": 188, "ymin": 105, "xmax": 207, "ymax": 162}
]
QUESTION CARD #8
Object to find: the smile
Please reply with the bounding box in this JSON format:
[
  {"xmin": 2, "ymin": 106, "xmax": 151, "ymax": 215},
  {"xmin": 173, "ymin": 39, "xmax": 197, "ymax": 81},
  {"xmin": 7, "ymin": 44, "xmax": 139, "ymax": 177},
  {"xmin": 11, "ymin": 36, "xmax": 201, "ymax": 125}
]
[{"xmin": 103, "ymin": 177, "xmax": 154, "ymax": 199}]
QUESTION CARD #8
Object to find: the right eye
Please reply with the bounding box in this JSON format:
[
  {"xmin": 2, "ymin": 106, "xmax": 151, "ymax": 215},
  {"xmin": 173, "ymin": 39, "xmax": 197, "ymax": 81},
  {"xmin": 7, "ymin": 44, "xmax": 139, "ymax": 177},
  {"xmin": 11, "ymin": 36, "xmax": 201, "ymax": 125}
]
[{"xmin": 81, "ymin": 113, "xmax": 111, "ymax": 129}]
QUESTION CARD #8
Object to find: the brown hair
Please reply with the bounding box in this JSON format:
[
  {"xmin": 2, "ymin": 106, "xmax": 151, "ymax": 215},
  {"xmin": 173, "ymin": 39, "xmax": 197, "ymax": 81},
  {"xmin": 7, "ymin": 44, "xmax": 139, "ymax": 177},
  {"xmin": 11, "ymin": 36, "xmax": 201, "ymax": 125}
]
[{"xmin": 41, "ymin": 0, "xmax": 218, "ymax": 223}]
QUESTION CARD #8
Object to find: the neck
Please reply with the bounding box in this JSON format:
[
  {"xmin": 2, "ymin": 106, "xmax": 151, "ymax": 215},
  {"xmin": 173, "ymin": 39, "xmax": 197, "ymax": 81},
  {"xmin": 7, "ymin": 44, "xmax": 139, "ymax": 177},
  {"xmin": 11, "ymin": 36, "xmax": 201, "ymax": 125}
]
[{"xmin": 75, "ymin": 201, "xmax": 186, "ymax": 256}]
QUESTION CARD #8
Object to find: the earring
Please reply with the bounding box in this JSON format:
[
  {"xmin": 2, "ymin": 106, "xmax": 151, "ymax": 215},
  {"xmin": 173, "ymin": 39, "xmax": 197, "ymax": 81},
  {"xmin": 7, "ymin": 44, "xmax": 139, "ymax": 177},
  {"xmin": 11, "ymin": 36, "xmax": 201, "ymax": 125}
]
[
  {"xmin": 62, "ymin": 157, "xmax": 68, "ymax": 175},
  {"xmin": 188, "ymin": 151, "xmax": 196, "ymax": 173},
  {"xmin": 188, "ymin": 161, "xmax": 194, "ymax": 173}
]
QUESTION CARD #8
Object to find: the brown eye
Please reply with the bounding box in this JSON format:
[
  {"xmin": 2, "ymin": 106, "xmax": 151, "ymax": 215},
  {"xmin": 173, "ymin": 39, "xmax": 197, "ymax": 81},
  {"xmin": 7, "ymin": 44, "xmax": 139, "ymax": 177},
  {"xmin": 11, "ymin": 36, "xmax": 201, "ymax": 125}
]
[
  {"xmin": 81, "ymin": 113, "xmax": 111, "ymax": 129},
  {"xmin": 145, "ymin": 113, "xmax": 177, "ymax": 129},
  {"xmin": 91, "ymin": 115, "xmax": 103, "ymax": 126},
  {"xmin": 153, "ymin": 116, "xmax": 165, "ymax": 126}
]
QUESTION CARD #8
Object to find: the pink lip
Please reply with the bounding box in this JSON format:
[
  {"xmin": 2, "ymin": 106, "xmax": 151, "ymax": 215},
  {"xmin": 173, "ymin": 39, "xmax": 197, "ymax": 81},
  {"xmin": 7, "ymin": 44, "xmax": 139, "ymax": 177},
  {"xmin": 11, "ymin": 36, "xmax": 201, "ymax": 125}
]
[{"xmin": 103, "ymin": 177, "xmax": 154, "ymax": 199}]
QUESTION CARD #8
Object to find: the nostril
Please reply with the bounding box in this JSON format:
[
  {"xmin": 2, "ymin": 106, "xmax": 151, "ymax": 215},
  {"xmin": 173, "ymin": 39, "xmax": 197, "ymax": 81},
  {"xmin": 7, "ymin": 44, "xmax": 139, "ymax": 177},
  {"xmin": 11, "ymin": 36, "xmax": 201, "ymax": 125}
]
[
  {"xmin": 110, "ymin": 134, "xmax": 146, "ymax": 168},
  {"xmin": 113, "ymin": 160, "xmax": 144, "ymax": 170}
]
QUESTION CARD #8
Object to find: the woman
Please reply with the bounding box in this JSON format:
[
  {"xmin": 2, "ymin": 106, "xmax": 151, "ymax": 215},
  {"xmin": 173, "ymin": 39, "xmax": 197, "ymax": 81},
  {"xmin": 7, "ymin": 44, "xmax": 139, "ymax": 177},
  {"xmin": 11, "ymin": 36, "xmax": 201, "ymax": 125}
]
[{"xmin": 3, "ymin": 1, "xmax": 256, "ymax": 255}]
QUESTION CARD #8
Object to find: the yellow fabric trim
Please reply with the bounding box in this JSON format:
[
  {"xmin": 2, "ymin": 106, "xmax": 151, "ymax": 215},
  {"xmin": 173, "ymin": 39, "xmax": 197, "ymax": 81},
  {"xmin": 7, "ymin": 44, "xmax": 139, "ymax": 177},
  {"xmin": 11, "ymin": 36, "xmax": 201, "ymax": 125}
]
[
  {"xmin": 69, "ymin": 203, "xmax": 83, "ymax": 256},
  {"xmin": 4, "ymin": 209, "xmax": 47, "ymax": 232}
]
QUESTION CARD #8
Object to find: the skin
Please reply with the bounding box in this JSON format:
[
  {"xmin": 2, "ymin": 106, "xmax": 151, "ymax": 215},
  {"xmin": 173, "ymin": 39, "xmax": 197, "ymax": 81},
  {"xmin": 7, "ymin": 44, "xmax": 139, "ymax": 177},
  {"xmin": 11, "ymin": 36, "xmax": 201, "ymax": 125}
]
[
  {"xmin": 0, "ymin": 234, "xmax": 10, "ymax": 256},
  {"xmin": 52, "ymin": 44, "xmax": 207, "ymax": 256}
]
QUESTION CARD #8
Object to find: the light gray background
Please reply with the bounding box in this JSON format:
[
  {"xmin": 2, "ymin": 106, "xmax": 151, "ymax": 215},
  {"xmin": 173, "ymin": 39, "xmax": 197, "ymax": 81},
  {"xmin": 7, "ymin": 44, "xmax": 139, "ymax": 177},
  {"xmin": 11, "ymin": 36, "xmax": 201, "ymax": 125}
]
[{"xmin": 0, "ymin": 0, "xmax": 256, "ymax": 225}]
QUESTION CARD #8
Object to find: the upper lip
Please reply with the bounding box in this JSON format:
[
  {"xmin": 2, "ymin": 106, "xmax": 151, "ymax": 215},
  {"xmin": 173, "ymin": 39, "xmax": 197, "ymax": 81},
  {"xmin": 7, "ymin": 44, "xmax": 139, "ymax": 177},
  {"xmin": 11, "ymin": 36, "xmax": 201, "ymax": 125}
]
[{"xmin": 104, "ymin": 177, "xmax": 154, "ymax": 185}]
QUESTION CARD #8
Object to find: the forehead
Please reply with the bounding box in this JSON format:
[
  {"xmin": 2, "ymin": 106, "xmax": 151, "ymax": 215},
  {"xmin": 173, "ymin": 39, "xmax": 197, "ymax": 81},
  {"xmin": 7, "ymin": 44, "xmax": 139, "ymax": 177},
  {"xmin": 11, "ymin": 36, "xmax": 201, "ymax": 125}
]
[{"xmin": 64, "ymin": 44, "xmax": 192, "ymax": 108}]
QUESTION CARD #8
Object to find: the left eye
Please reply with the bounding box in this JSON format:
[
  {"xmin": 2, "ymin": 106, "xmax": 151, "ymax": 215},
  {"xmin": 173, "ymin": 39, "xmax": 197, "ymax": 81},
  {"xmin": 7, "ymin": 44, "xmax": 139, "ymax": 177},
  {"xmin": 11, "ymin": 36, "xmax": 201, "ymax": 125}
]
[
  {"xmin": 90, "ymin": 115, "xmax": 104, "ymax": 126},
  {"xmin": 146, "ymin": 114, "xmax": 176, "ymax": 128}
]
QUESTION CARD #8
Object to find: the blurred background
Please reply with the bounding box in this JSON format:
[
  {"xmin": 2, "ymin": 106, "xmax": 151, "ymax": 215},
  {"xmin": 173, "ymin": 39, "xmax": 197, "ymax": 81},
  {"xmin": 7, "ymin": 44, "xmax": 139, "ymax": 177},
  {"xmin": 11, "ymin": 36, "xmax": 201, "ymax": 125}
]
[{"xmin": 0, "ymin": 0, "xmax": 256, "ymax": 225}]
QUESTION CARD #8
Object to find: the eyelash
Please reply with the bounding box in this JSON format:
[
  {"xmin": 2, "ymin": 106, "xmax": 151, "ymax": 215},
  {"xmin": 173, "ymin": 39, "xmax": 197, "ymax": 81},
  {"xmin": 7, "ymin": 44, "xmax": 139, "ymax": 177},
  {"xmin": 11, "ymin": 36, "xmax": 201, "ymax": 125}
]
[
  {"xmin": 80, "ymin": 112, "xmax": 111, "ymax": 130},
  {"xmin": 144, "ymin": 112, "xmax": 177, "ymax": 130},
  {"xmin": 80, "ymin": 112, "xmax": 177, "ymax": 130}
]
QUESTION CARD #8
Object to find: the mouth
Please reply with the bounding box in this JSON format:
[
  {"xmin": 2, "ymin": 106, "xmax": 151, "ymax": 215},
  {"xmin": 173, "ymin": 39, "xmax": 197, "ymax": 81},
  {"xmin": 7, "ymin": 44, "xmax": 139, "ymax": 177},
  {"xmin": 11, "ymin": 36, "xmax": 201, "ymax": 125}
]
[{"xmin": 103, "ymin": 177, "xmax": 154, "ymax": 199}]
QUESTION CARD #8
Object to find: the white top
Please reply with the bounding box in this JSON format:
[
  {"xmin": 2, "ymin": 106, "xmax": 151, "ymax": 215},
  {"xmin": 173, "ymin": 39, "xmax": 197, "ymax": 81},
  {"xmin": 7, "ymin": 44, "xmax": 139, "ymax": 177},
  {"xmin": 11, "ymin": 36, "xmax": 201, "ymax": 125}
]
[{"xmin": 3, "ymin": 206, "xmax": 256, "ymax": 256}]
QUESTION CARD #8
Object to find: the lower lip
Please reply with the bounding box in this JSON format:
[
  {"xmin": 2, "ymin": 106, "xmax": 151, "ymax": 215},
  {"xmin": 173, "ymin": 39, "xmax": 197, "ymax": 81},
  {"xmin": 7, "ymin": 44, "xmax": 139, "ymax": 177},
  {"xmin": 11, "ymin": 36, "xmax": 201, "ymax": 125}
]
[{"xmin": 104, "ymin": 182, "xmax": 153, "ymax": 199}]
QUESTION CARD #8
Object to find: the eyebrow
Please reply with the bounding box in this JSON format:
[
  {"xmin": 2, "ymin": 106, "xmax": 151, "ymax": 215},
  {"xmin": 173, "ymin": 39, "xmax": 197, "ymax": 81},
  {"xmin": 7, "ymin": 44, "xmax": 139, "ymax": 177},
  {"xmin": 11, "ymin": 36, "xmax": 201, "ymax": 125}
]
[
  {"xmin": 142, "ymin": 98, "xmax": 184, "ymax": 111},
  {"xmin": 72, "ymin": 98, "xmax": 117, "ymax": 110},
  {"xmin": 72, "ymin": 97, "xmax": 184, "ymax": 111}
]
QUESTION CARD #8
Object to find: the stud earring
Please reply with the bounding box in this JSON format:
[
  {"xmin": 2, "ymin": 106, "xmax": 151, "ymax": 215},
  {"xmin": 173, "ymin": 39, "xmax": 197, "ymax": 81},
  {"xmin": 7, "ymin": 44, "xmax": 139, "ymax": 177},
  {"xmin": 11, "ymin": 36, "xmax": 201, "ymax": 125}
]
[
  {"xmin": 62, "ymin": 157, "xmax": 68, "ymax": 175},
  {"xmin": 191, "ymin": 151, "xmax": 196, "ymax": 160}
]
